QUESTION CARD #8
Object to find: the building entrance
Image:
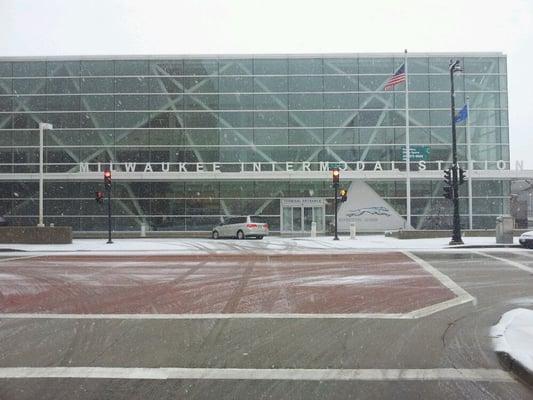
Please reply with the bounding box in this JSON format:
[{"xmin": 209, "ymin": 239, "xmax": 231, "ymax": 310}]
[{"xmin": 281, "ymin": 198, "xmax": 325, "ymax": 233}]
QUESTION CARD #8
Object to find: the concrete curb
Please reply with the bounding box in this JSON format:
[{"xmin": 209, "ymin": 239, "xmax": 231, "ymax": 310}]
[
  {"xmin": 448, "ymin": 244, "xmax": 522, "ymax": 249},
  {"xmin": 495, "ymin": 352, "xmax": 533, "ymax": 388}
]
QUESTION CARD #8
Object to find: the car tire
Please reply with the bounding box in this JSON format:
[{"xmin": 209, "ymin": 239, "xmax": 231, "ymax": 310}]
[
  {"xmin": 257, "ymin": 236, "xmax": 263, "ymax": 240},
  {"xmin": 212, "ymin": 230, "xmax": 219, "ymax": 239},
  {"xmin": 237, "ymin": 230, "xmax": 245, "ymax": 240}
]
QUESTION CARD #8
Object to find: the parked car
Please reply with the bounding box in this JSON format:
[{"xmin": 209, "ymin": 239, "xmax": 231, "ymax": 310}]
[
  {"xmin": 212, "ymin": 216, "xmax": 269, "ymax": 239},
  {"xmin": 519, "ymin": 231, "xmax": 533, "ymax": 249}
]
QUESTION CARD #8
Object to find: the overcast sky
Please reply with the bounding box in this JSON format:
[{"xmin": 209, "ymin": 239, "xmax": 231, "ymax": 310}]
[{"xmin": 0, "ymin": 0, "xmax": 531, "ymax": 167}]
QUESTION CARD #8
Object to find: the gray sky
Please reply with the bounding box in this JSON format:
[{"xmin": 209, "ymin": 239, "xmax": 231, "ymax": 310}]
[{"xmin": 1, "ymin": 0, "xmax": 531, "ymax": 167}]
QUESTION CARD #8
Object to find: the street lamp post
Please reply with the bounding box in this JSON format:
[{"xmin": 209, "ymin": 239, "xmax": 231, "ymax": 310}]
[
  {"xmin": 449, "ymin": 60, "xmax": 464, "ymax": 245},
  {"xmin": 333, "ymin": 181, "xmax": 339, "ymax": 240},
  {"xmin": 38, "ymin": 122, "xmax": 53, "ymax": 227}
]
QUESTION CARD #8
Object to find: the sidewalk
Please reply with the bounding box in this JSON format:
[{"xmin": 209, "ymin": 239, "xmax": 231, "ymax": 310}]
[{"xmin": 0, "ymin": 235, "xmax": 521, "ymax": 255}]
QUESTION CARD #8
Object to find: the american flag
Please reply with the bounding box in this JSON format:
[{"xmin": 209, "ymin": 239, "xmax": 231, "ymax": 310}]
[{"xmin": 384, "ymin": 64, "xmax": 406, "ymax": 90}]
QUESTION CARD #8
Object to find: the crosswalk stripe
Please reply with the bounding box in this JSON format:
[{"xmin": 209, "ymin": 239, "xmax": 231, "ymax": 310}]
[{"xmin": 0, "ymin": 367, "xmax": 515, "ymax": 382}]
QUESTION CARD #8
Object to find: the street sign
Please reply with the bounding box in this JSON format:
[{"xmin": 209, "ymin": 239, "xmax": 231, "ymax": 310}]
[{"xmin": 401, "ymin": 146, "xmax": 430, "ymax": 161}]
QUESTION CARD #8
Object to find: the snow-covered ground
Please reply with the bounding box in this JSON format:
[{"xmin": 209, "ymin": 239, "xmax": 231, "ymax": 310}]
[
  {"xmin": 0, "ymin": 235, "xmax": 520, "ymax": 254},
  {"xmin": 491, "ymin": 308, "xmax": 533, "ymax": 374}
]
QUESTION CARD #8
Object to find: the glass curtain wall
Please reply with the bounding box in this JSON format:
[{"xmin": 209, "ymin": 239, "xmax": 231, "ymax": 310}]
[{"xmin": 0, "ymin": 55, "xmax": 509, "ymax": 231}]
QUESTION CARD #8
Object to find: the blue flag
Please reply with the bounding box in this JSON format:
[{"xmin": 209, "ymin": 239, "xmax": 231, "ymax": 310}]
[{"xmin": 454, "ymin": 104, "xmax": 468, "ymax": 124}]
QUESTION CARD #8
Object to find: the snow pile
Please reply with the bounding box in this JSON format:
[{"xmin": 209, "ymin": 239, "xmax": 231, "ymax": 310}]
[{"xmin": 491, "ymin": 308, "xmax": 533, "ymax": 373}]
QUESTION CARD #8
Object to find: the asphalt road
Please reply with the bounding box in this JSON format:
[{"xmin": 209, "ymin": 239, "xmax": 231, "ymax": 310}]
[{"xmin": 0, "ymin": 249, "xmax": 532, "ymax": 399}]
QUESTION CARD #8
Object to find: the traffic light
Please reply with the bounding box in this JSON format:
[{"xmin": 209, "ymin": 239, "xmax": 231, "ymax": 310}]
[
  {"xmin": 104, "ymin": 169, "xmax": 112, "ymax": 189},
  {"xmin": 332, "ymin": 168, "xmax": 340, "ymax": 184},
  {"xmin": 339, "ymin": 189, "xmax": 348, "ymax": 202},
  {"xmin": 443, "ymin": 186, "xmax": 454, "ymax": 200},
  {"xmin": 95, "ymin": 191, "xmax": 104, "ymax": 204},
  {"xmin": 458, "ymin": 167, "xmax": 466, "ymax": 185},
  {"xmin": 443, "ymin": 168, "xmax": 452, "ymax": 186}
]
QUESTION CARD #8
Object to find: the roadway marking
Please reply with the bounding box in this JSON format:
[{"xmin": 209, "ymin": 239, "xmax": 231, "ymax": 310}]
[
  {"xmin": 0, "ymin": 312, "xmax": 426, "ymax": 320},
  {"xmin": 475, "ymin": 251, "xmax": 533, "ymax": 274},
  {"xmin": 402, "ymin": 251, "xmax": 475, "ymax": 316},
  {"xmin": 0, "ymin": 367, "xmax": 515, "ymax": 382}
]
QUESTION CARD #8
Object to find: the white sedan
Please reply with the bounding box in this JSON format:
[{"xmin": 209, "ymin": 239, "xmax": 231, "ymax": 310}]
[{"xmin": 519, "ymin": 231, "xmax": 533, "ymax": 249}]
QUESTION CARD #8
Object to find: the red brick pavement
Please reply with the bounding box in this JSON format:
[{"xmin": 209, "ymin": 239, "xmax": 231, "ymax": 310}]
[{"xmin": 0, "ymin": 253, "xmax": 456, "ymax": 314}]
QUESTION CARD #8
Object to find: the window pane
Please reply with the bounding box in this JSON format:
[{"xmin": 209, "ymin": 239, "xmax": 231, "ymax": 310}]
[
  {"xmin": 254, "ymin": 76, "xmax": 288, "ymax": 92},
  {"xmin": 184, "ymin": 60, "xmax": 218, "ymax": 76},
  {"xmin": 115, "ymin": 77, "xmax": 149, "ymax": 93},
  {"xmin": 115, "ymin": 95, "xmax": 149, "ymax": 110},
  {"xmin": 184, "ymin": 76, "xmax": 218, "ymax": 93},
  {"xmin": 115, "ymin": 60, "xmax": 149, "ymax": 75},
  {"xmin": 324, "ymin": 76, "xmax": 358, "ymax": 92},
  {"xmin": 149, "ymin": 77, "xmax": 183, "ymax": 93},
  {"xmin": 13, "ymin": 79, "xmax": 46, "ymax": 94},
  {"xmin": 219, "ymin": 76, "xmax": 253, "ymax": 92},
  {"xmin": 150, "ymin": 60, "xmax": 184, "ymax": 75},
  {"xmin": 81, "ymin": 77, "xmax": 113, "ymax": 93},
  {"xmin": 13, "ymin": 62, "xmax": 46, "ymax": 77},
  {"xmin": 81, "ymin": 60, "xmax": 114, "ymax": 76},
  {"xmin": 463, "ymin": 57, "xmax": 499, "ymax": 73},
  {"xmin": 47, "ymin": 78, "xmax": 80, "ymax": 94},
  {"xmin": 289, "ymin": 76, "xmax": 322, "ymax": 92},
  {"xmin": 465, "ymin": 75, "xmax": 499, "ymax": 91},
  {"xmin": 324, "ymin": 93, "xmax": 358, "ymax": 109},
  {"xmin": 47, "ymin": 61, "xmax": 80, "ymax": 77},
  {"xmin": 288, "ymin": 58, "xmax": 323, "ymax": 74},
  {"xmin": 254, "ymin": 93, "xmax": 287, "ymax": 110},
  {"xmin": 0, "ymin": 62, "xmax": 12, "ymax": 77},
  {"xmin": 81, "ymin": 95, "xmax": 114, "ymax": 111},
  {"xmin": 289, "ymin": 93, "xmax": 323, "ymax": 109},
  {"xmin": 253, "ymin": 59, "xmax": 288, "ymax": 75},
  {"xmin": 219, "ymin": 59, "xmax": 252, "ymax": 75},
  {"xmin": 323, "ymin": 58, "xmax": 357, "ymax": 74},
  {"xmin": 47, "ymin": 95, "xmax": 80, "ymax": 111},
  {"xmin": 358, "ymin": 58, "xmax": 394, "ymax": 74},
  {"xmin": 408, "ymin": 58, "xmax": 429, "ymax": 73}
]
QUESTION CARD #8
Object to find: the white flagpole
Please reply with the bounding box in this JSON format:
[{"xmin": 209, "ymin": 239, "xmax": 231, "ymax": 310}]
[
  {"xmin": 466, "ymin": 97, "xmax": 473, "ymax": 230},
  {"xmin": 404, "ymin": 49, "xmax": 411, "ymax": 228}
]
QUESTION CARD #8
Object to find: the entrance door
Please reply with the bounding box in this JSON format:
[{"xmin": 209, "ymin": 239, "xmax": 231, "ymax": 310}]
[
  {"xmin": 303, "ymin": 207, "xmax": 313, "ymax": 231},
  {"xmin": 292, "ymin": 207, "xmax": 302, "ymax": 232},
  {"xmin": 281, "ymin": 199, "xmax": 325, "ymax": 234}
]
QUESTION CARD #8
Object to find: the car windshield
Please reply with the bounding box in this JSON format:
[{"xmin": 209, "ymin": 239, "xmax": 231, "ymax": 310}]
[{"xmin": 249, "ymin": 216, "xmax": 265, "ymax": 223}]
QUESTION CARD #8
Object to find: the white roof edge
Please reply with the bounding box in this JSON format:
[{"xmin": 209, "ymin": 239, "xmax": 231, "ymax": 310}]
[{"xmin": 0, "ymin": 52, "xmax": 506, "ymax": 62}]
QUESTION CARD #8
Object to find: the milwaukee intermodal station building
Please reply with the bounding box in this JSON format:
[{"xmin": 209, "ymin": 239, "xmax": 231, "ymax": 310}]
[{"xmin": 0, "ymin": 53, "xmax": 514, "ymax": 233}]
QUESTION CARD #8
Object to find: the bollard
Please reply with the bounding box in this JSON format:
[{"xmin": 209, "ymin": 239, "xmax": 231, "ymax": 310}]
[
  {"xmin": 141, "ymin": 223, "xmax": 147, "ymax": 237},
  {"xmin": 350, "ymin": 222, "xmax": 356, "ymax": 239},
  {"xmin": 311, "ymin": 221, "xmax": 317, "ymax": 238}
]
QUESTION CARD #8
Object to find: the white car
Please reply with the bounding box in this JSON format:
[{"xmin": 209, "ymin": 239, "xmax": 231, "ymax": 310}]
[
  {"xmin": 519, "ymin": 231, "xmax": 533, "ymax": 249},
  {"xmin": 212, "ymin": 216, "xmax": 269, "ymax": 240}
]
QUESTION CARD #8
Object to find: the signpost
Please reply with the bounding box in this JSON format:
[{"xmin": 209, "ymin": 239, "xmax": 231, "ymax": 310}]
[
  {"xmin": 104, "ymin": 169, "xmax": 113, "ymax": 244},
  {"xmin": 332, "ymin": 168, "xmax": 340, "ymax": 240}
]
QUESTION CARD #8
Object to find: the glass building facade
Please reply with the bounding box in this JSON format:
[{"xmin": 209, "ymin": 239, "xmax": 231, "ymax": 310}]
[{"xmin": 0, "ymin": 53, "xmax": 510, "ymax": 232}]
